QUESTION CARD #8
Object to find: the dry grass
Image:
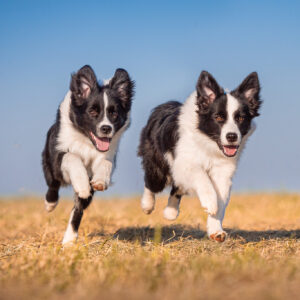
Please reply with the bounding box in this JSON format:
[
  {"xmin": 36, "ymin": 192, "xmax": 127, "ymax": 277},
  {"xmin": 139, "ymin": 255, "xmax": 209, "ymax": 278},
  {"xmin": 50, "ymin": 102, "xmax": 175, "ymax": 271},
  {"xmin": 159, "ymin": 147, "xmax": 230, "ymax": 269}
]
[{"xmin": 1, "ymin": 193, "xmax": 300, "ymax": 300}]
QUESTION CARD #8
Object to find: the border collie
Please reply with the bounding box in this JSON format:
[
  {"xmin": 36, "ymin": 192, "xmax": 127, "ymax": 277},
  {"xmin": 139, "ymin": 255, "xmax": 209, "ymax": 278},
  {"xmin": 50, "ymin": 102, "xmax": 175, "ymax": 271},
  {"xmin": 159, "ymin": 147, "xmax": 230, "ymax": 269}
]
[
  {"xmin": 42, "ymin": 65, "xmax": 134, "ymax": 245},
  {"xmin": 138, "ymin": 71, "xmax": 261, "ymax": 242}
]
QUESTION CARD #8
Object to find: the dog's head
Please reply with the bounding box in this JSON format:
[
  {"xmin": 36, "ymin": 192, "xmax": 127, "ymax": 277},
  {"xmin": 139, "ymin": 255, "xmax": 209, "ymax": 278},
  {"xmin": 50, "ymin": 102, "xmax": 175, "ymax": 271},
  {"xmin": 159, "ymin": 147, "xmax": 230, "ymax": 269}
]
[
  {"xmin": 70, "ymin": 65, "xmax": 134, "ymax": 152},
  {"xmin": 196, "ymin": 71, "xmax": 261, "ymax": 157}
]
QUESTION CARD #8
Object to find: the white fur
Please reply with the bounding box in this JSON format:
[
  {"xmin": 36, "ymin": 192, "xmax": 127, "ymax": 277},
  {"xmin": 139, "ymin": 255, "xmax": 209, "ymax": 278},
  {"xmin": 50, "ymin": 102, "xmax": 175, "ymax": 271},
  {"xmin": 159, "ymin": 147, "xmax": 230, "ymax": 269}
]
[
  {"xmin": 220, "ymin": 94, "xmax": 241, "ymax": 145},
  {"xmin": 166, "ymin": 91, "xmax": 254, "ymax": 237},
  {"xmin": 57, "ymin": 91, "xmax": 130, "ymax": 242},
  {"xmin": 62, "ymin": 209, "xmax": 78, "ymax": 245},
  {"xmin": 61, "ymin": 152, "xmax": 91, "ymax": 198},
  {"xmin": 141, "ymin": 187, "xmax": 155, "ymax": 214},
  {"xmin": 44, "ymin": 199, "xmax": 58, "ymax": 212},
  {"xmin": 163, "ymin": 192, "xmax": 180, "ymax": 221}
]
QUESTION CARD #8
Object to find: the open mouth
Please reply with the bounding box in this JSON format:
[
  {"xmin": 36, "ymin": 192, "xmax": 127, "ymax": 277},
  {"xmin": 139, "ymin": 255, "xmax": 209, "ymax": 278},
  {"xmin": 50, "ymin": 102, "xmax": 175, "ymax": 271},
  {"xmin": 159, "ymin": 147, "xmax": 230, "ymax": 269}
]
[
  {"xmin": 90, "ymin": 132, "xmax": 111, "ymax": 152},
  {"xmin": 222, "ymin": 145, "xmax": 239, "ymax": 157}
]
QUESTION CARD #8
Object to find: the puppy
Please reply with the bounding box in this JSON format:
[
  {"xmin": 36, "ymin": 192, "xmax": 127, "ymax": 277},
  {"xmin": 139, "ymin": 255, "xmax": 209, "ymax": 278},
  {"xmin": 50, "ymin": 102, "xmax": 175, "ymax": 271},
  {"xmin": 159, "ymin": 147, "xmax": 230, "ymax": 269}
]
[
  {"xmin": 138, "ymin": 71, "xmax": 261, "ymax": 242},
  {"xmin": 42, "ymin": 65, "xmax": 134, "ymax": 244}
]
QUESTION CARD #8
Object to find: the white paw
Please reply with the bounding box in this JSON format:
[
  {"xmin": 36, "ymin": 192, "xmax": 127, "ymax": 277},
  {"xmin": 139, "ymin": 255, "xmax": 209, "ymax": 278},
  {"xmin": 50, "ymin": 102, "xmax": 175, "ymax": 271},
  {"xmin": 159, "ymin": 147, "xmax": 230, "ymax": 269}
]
[
  {"xmin": 141, "ymin": 194, "xmax": 155, "ymax": 214},
  {"xmin": 62, "ymin": 229, "xmax": 78, "ymax": 245},
  {"xmin": 163, "ymin": 206, "xmax": 179, "ymax": 221},
  {"xmin": 209, "ymin": 231, "xmax": 227, "ymax": 243},
  {"xmin": 44, "ymin": 200, "xmax": 58, "ymax": 212},
  {"xmin": 91, "ymin": 176, "xmax": 110, "ymax": 192},
  {"xmin": 203, "ymin": 200, "xmax": 218, "ymax": 216},
  {"xmin": 141, "ymin": 202, "xmax": 155, "ymax": 214}
]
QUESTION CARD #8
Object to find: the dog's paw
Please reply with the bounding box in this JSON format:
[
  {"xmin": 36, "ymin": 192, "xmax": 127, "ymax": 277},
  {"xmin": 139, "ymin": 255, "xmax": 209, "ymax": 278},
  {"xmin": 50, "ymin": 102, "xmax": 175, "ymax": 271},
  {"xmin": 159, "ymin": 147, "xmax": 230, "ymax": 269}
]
[
  {"xmin": 62, "ymin": 229, "xmax": 78, "ymax": 246},
  {"xmin": 44, "ymin": 200, "xmax": 58, "ymax": 213},
  {"xmin": 90, "ymin": 179, "xmax": 108, "ymax": 192},
  {"xmin": 141, "ymin": 202, "xmax": 154, "ymax": 214},
  {"xmin": 141, "ymin": 192, "xmax": 155, "ymax": 214},
  {"xmin": 163, "ymin": 206, "xmax": 179, "ymax": 221},
  {"xmin": 209, "ymin": 231, "xmax": 227, "ymax": 243}
]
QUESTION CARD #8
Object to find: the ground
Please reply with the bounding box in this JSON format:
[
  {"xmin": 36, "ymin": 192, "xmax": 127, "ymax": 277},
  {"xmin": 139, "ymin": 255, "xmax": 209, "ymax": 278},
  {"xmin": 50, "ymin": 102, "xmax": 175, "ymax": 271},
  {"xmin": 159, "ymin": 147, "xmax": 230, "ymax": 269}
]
[{"xmin": 0, "ymin": 193, "xmax": 300, "ymax": 300}]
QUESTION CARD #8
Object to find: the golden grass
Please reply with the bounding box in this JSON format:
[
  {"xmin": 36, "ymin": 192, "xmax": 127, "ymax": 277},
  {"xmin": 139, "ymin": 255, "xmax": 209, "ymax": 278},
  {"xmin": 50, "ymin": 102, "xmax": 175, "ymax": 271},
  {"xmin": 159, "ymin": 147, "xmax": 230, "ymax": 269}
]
[{"xmin": 1, "ymin": 193, "xmax": 300, "ymax": 300}]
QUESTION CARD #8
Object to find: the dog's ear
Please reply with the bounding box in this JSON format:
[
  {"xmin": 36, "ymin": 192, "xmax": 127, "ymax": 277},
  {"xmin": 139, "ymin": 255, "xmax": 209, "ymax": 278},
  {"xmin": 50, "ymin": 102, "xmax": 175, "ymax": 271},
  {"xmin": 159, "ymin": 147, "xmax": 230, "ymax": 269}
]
[
  {"xmin": 234, "ymin": 72, "xmax": 261, "ymax": 117},
  {"xmin": 70, "ymin": 65, "xmax": 97, "ymax": 105},
  {"xmin": 109, "ymin": 68, "xmax": 135, "ymax": 110},
  {"xmin": 196, "ymin": 71, "xmax": 223, "ymax": 113}
]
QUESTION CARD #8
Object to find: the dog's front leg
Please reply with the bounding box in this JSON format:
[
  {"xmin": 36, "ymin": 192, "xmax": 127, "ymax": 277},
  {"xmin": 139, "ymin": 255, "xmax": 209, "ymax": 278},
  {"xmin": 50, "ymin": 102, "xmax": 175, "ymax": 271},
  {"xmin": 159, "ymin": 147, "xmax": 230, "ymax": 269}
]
[
  {"xmin": 61, "ymin": 153, "xmax": 91, "ymax": 199},
  {"xmin": 90, "ymin": 158, "xmax": 113, "ymax": 191},
  {"xmin": 206, "ymin": 166, "xmax": 234, "ymax": 242},
  {"xmin": 193, "ymin": 169, "xmax": 218, "ymax": 216}
]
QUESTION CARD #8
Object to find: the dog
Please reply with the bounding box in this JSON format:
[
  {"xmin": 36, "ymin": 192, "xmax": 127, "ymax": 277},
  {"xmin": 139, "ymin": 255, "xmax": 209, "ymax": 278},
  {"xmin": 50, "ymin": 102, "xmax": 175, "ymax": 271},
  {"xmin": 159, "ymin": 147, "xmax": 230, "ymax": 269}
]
[
  {"xmin": 42, "ymin": 65, "xmax": 134, "ymax": 245},
  {"xmin": 138, "ymin": 71, "xmax": 261, "ymax": 242}
]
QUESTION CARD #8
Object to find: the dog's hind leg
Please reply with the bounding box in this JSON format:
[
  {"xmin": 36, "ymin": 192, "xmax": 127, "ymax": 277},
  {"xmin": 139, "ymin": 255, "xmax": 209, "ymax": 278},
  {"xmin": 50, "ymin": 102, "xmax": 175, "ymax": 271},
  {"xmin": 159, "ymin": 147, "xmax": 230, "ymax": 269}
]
[
  {"xmin": 163, "ymin": 185, "xmax": 182, "ymax": 221},
  {"xmin": 45, "ymin": 180, "xmax": 61, "ymax": 212},
  {"xmin": 141, "ymin": 187, "xmax": 156, "ymax": 214},
  {"xmin": 141, "ymin": 167, "xmax": 168, "ymax": 214},
  {"xmin": 43, "ymin": 150, "xmax": 62, "ymax": 213},
  {"xmin": 42, "ymin": 125, "xmax": 64, "ymax": 212},
  {"xmin": 62, "ymin": 191, "xmax": 93, "ymax": 245}
]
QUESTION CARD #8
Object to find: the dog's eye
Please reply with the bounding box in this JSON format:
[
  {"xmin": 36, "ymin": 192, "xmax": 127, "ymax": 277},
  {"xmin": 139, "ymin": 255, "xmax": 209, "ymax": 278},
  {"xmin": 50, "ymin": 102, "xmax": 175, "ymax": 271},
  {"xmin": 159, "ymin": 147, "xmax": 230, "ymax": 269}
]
[
  {"xmin": 215, "ymin": 115, "xmax": 225, "ymax": 122},
  {"xmin": 237, "ymin": 116, "xmax": 245, "ymax": 123},
  {"xmin": 109, "ymin": 111, "xmax": 118, "ymax": 120},
  {"xmin": 89, "ymin": 109, "xmax": 99, "ymax": 118}
]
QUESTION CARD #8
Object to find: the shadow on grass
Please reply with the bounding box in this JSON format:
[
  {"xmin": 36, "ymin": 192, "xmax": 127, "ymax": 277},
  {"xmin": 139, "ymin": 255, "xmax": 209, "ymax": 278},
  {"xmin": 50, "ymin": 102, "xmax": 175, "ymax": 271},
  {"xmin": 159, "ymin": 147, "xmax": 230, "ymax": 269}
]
[
  {"xmin": 228, "ymin": 229, "xmax": 300, "ymax": 242},
  {"xmin": 113, "ymin": 225, "xmax": 206, "ymax": 245},
  {"xmin": 111, "ymin": 225, "xmax": 300, "ymax": 245}
]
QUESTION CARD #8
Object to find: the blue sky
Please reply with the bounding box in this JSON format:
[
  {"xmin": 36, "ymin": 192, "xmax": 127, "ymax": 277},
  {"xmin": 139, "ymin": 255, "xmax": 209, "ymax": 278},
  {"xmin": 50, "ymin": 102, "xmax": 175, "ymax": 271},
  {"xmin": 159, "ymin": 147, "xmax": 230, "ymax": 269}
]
[{"xmin": 0, "ymin": 0, "xmax": 300, "ymax": 196}]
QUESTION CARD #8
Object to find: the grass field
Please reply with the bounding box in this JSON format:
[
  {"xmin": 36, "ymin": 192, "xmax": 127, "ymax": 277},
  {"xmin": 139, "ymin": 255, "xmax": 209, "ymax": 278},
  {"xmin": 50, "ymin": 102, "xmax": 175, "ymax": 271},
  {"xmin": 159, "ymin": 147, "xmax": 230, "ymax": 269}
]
[{"xmin": 1, "ymin": 193, "xmax": 300, "ymax": 300}]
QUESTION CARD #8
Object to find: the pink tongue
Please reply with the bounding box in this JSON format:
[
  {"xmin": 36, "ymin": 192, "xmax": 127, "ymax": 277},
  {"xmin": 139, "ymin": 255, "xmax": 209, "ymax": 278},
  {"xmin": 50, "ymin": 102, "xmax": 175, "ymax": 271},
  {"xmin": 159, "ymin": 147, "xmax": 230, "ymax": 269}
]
[
  {"xmin": 224, "ymin": 146, "xmax": 237, "ymax": 156},
  {"xmin": 95, "ymin": 137, "xmax": 110, "ymax": 151}
]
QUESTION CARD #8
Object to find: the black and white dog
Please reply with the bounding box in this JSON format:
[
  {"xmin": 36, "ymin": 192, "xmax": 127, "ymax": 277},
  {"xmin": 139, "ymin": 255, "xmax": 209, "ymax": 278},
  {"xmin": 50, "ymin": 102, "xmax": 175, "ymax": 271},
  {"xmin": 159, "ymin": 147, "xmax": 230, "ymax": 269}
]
[
  {"xmin": 42, "ymin": 65, "xmax": 134, "ymax": 244},
  {"xmin": 138, "ymin": 71, "xmax": 261, "ymax": 242}
]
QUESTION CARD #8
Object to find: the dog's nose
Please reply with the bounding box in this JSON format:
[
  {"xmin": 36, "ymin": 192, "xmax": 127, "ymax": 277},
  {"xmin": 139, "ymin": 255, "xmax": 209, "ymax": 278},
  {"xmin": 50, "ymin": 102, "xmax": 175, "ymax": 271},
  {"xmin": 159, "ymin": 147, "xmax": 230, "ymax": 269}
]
[
  {"xmin": 226, "ymin": 132, "xmax": 238, "ymax": 143},
  {"xmin": 100, "ymin": 125, "xmax": 112, "ymax": 134}
]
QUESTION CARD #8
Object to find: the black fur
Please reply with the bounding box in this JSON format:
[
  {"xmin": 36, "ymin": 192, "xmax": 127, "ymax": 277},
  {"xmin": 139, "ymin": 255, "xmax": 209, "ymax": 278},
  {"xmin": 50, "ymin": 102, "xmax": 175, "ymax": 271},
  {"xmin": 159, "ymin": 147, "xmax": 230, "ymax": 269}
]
[
  {"xmin": 71, "ymin": 192, "xmax": 94, "ymax": 232},
  {"xmin": 170, "ymin": 185, "xmax": 182, "ymax": 202},
  {"xmin": 138, "ymin": 101, "xmax": 181, "ymax": 193},
  {"xmin": 231, "ymin": 72, "xmax": 261, "ymax": 117},
  {"xmin": 42, "ymin": 115, "xmax": 65, "ymax": 203}
]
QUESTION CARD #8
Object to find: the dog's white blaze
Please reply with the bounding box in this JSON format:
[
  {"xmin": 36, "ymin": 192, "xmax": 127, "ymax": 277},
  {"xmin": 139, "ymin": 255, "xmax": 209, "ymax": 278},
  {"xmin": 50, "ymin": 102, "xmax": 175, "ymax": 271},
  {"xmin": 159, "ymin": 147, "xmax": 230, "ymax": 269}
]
[
  {"xmin": 97, "ymin": 92, "xmax": 114, "ymax": 137},
  {"xmin": 220, "ymin": 94, "xmax": 241, "ymax": 145}
]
